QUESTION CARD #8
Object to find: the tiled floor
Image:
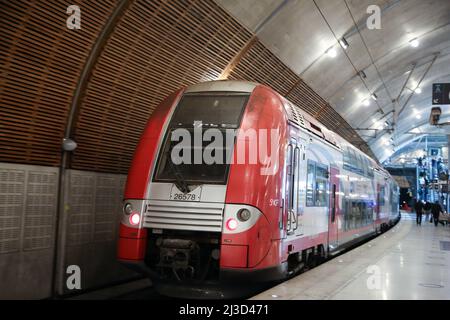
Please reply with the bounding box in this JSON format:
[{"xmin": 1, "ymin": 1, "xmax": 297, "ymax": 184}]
[{"xmin": 252, "ymin": 212, "xmax": 450, "ymax": 300}]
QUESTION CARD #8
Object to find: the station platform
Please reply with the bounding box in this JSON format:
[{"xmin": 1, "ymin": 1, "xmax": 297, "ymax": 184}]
[{"xmin": 252, "ymin": 212, "xmax": 450, "ymax": 300}]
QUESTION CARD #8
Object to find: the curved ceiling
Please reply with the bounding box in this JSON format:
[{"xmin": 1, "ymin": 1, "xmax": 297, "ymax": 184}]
[
  {"xmin": 215, "ymin": 0, "xmax": 450, "ymax": 161},
  {"xmin": 3, "ymin": 0, "xmax": 375, "ymax": 172}
]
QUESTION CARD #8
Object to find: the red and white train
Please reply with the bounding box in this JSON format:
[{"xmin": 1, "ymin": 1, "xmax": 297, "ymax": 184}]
[{"xmin": 117, "ymin": 81, "xmax": 400, "ymax": 298}]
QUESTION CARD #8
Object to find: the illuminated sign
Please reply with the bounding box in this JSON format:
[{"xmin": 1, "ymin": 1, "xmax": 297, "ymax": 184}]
[{"xmin": 432, "ymin": 83, "xmax": 450, "ymax": 105}]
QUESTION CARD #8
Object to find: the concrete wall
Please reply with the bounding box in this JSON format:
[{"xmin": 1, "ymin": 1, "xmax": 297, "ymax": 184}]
[
  {"xmin": 0, "ymin": 163, "xmax": 136, "ymax": 299},
  {"xmin": 0, "ymin": 163, "xmax": 57, "ymax": 299}
]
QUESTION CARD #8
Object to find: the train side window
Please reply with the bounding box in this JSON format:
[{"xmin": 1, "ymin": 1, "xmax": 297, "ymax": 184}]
[
  {"xmin": 356, "ymin": 154, "xmax": 364, "ymax": 175},
  {"xmin": 361, "ymin": 156, "xmax": 367, "ymax": 176},
  {"xmin": 379, "ymin": 186, "xmax": 386, "ymax": 206},
  {"xmin": 306, "ymin": 161, "xmax": 315, "ymax": 206},
  {"xmin": 343, "ymin": 147, "xmax": 352, "ymax": 171},
  {"xmin": 314, "ymin": 165, "xmax": 328, "ymax": 207},
  {"xmin": 367, "ymin": 160, "xmax": 374, "ymax": 178},
  {"xmin": 363, "ymin": 157, "xmax": 369, "ymax": 177},
  {"xmin": 286, "ymin": 144, "xmax": 294, "ymax": 211},
  {"xmin": 294, "ymin": 147, "xmax": 301, "ymax": 214},
  {"xmin": 349, "ymin": 148, "xmax": 357, "ymax": 168}
]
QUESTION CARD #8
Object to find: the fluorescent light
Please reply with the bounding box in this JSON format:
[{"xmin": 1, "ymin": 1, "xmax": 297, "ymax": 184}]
[
  {"xmin": 410, "ymin": 38, "xmax": 419, "ymax": 48},
  {"xmin": 415, "ymin": 87, "xmax": 422, "ymax": 94},
  {"xmin": 362, "ymin": 99, "xmax": 370, "ymax": 107},
  {"xmin": 339, "ymin": 37, "xmax": 349, "ymax": 50},
  {"xmin": 327, "ymin": 47, "xmax": 337, "ymax": 58}
]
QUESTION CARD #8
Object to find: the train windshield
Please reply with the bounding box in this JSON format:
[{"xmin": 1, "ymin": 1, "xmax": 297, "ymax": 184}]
[{"xmin": 154, "ymin": 92, "xmax": 250, "ymax": 185}]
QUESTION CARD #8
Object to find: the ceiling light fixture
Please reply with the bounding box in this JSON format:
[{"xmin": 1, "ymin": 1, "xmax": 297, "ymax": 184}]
[
  {"xmin": 414, "ymin": 87, "xmax": 422, "ymax": 94},
  {"xmin": 371, "ymin": 93, "xmax": 378, "ymax": 101},
  {"xmin": 416, "ymin": 114, "xmax": 421, "ymax": 119},
  {"xmin": 339, "ymin": 37, "xmax": 349, "ymax": 50},
  {"xmin": 410, "ymin": 38, "xmax": 419, "ymax": 48},
  {"xmin": 384, "ymin": 121, "xmax": 389, "ymax": 127},
  {"xmin": 362, "ymin": 99, "xmax": 370, "ymax": 107},
  {"xmin": 359, "ymin": 70, "xmax": 367, "ymax": 79},
  {"xmin": 376, "ymin": 121, "xmax": 383, "ymax": 130},
  {"xmin": 326, "ymin": 47, "xmax": 337, "ymax": 58}
]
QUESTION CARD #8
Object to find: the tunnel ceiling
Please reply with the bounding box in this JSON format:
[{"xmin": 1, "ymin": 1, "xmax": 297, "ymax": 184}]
[
  {"xmin": 215, "ymin": 0, "xmax": 450, "ymax": 162},
  {"xmin": 2, "ymin": 0, "xmax": 379, "ymax": 174}
]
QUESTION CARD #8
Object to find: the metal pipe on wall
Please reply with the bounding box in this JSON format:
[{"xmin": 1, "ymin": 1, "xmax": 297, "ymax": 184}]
[{"xmin": 53, "ymin": 0, "xmax": 132, "ymax": 297}]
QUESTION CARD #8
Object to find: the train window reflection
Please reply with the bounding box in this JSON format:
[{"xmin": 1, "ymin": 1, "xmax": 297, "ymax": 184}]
[
  {"xmin": 153, "ymin": 93, "xmax": 249, "ymax": 185},
  {"xmin": 306, "ymin": 162, "xmax": 315, "ymax": 206},
  {"xmin": 315, "ymin": 166, "xmax": 328, "ymax": 207},
  {"xmin": 306, "ymin": 160, "xmax": 328, "ymax": 207},
  {"xmin": 170, "ymin": 93, "xmax": 249, "ymax": 127},
  {"xmin": 344, "ymin": 199, "xmax": 374, "ymax": 231},
  {"xmin": 379, "ymin": 186, "xmax": 386, "ymax": 206}
]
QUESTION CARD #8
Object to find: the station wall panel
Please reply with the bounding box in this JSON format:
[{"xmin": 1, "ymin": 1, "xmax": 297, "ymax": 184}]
[
  {"xmin": 0, "ymin": 163, "xmax": 135, "ymax": 298},
  {"xmin": 60, "ymin": 169, "xmax": 135, "ymax": 295},
  {"xmin": 0, "ymin": 163, "xmax": 58, "ymax": 299}
]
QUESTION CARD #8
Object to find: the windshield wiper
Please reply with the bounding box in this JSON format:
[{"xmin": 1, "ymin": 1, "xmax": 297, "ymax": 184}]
[{"xmin": 167, "ymin": 146, "xmax": 190, "ymax": 194}]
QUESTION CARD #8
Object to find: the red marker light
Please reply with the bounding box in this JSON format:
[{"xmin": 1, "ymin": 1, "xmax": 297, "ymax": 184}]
[
  {"xmin": 226, "ymin": 218, "xmax": 238, "ymax": 231},
  {"xmin": 129, "ymin": 213, "xmax": 140, "ymax": 226}
]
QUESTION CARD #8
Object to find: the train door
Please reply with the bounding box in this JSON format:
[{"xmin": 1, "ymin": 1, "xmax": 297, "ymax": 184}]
[
  {"xmin": 285, "ymin": 139, "xmax": 300, "ymax": 237},
  {"xmin": 328, "ymin": 166, "xmax": 339, "ymax": 251}
]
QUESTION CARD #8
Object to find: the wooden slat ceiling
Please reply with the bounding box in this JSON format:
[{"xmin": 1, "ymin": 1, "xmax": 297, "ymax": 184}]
[
  {"xmin": 70, "ymin": 0, "xmax": 253, "ymax": 173},
  {"xmin": 0, "ymin": 0, "xmax": 116, "ymax": 166},
  {"xmin": 1, "ymin": 0, "xmax": 375, "ymax": 173}
]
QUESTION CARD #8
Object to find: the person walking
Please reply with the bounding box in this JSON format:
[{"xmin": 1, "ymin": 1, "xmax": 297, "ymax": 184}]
[
  {"xmin": 414, "ymin": 198, "xmax": 424, "ymax": 225},
  {"xmin": 431, "ymin": 201, "xmax": 444, "ymax": 227},
  {"xmin": 424, "ymin": 201, "xmax": 432, "ymax": 223}
]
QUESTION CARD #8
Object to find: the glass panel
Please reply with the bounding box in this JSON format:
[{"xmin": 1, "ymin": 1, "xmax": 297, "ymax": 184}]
[
  {"xmin": 349, "ymin": 148, "xmax": 358, "ymax": 167},
  {"xmin": 380, "ymin": 187, "xmax": 386, "ymax": 206},
  {"xmin": 286, "ymin": 145, "xmax": 293, "ymax": 210},
  {"xmin": 343, "ymin": 147, "xmax": 352, "ymax": 170},
  {"xmin": 315, "ymin": 166, "xmax": 328, "ymax": 207},
  {"xmin": 293, "ymin": 147, "xmax": 300, "ymax": 213},
  {"xmin": 154, "ymin": 93, "xmax": 249, "ymax": 185},
  {"xmin": 306, "ymin": 162, "xmax": 315, "ymax": 206},
  {"xmin": 170, "ymin": 93, "xmax": 249, "ymax": 128},
  {"xmin": 155, "ymin": 128, "xmax": 232, "ymax": 184}
]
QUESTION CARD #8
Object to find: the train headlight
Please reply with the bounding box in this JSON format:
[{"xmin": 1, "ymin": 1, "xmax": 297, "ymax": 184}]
[
  {"xmin": 237, "ymin": 209, "xmax": 251, "ymax": 222},
  {"xmin": 226, "ymin": 218, "xmax": 238, "ymax": 231},
  {"xmin": 124, "ymin": 203, "xmax": 133, "ymax": 215},
  {"xmin": 129, "ymin": 212, "xmax": 141, "ymax": 226}
]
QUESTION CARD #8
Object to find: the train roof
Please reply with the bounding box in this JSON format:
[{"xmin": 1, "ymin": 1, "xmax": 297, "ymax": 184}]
[{"xmin": 183, "ymin": 80, "xmax": 385, "ymax": 173}]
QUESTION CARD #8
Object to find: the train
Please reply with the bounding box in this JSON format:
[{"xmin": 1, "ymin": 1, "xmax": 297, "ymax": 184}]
[{"xmin": 117, "ymin": 80, "xmax": 400, "ymax": 298}]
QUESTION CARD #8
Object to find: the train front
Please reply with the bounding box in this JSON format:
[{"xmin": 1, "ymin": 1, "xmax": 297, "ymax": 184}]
[{"xmin": 117, "ymin": 81, "xmax": 287, "ymax": 298}]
